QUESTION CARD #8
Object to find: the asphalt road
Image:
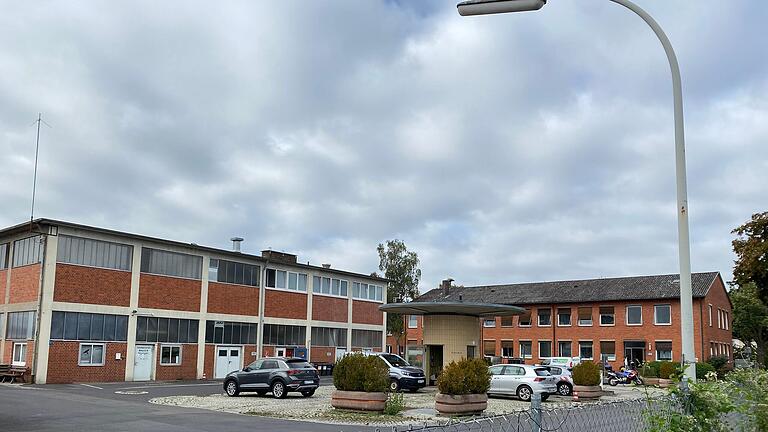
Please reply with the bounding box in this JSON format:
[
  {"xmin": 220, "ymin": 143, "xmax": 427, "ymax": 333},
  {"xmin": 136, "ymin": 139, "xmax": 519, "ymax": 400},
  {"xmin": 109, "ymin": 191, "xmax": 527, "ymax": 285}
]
[{"xmin": 0, "ymin": 378, "xmax": 375, "ymax": 432}]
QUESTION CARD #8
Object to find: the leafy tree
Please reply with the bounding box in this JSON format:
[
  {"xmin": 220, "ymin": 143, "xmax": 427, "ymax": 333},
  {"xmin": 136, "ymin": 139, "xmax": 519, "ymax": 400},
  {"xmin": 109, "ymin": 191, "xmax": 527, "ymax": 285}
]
[
  {"xmin": 732, "ymin": 212, "xmax": 768, "ymax": 302},
  {"xmin": 377, "ymin": 239, "xmax": 421, "ymax": 354},
  {"xmin": 730, "ymin": 283, "xmax": 768, "ymax": 367}
]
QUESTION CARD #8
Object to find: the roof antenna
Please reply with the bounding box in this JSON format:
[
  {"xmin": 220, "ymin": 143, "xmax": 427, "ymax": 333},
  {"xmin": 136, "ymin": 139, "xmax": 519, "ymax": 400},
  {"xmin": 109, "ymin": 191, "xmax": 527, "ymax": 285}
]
[{"xmin": 30, "ymin": 113, "xmax": 51, "ymax": 227}]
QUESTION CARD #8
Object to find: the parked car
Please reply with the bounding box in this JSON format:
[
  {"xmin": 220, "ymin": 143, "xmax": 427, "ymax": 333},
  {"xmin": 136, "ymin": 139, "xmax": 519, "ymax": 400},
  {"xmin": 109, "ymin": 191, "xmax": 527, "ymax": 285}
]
[
  {"xmin": 374, "ymin": 353, "xmax": 427, "ymax": 392},
  {"xmin": 488, "ymin": 364, "xmax": 557, "ymax": 402},
  {"xmin": 538, "ymin": 365, "xmax": 574, "ymax": 396},
  {"xmin": 223, "ymin": 357, "xmax": 319, "ymax": 398}
]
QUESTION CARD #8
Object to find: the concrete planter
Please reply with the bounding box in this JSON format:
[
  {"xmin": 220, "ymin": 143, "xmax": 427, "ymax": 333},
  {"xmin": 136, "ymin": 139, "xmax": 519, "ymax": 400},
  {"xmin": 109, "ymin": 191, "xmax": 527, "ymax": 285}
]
[
  {"xmin": 435, "ymin": 393, "xmax": 488, "ymax": 415},
  {"xmin": 658, "ymin": 379, "xmax": 673, "ymax": 388},
  {"xmin": 643, "ymin": 378, "xmax": 660, "ymax": 386},
  {"xmin": 573, "ymin": 385, "xmax": 602, "ymax": 399},
  {"xmin": 331, "ymin": 390, "xmax": 387, "ymax": 412}
]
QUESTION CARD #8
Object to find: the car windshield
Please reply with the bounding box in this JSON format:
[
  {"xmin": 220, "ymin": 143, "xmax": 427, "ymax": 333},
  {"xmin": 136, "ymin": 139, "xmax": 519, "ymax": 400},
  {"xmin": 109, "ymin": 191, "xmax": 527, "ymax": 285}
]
[
  {"xmin": 381, "ymin": 354, "xmax": 409, "ymax": 367},
  {"xmin": 534, "ymin": 368, "xmax": 551, "ymax": 377},
  {"xmin": 286, "ymin": 360, "xmax": 312, "ymax": 368}
]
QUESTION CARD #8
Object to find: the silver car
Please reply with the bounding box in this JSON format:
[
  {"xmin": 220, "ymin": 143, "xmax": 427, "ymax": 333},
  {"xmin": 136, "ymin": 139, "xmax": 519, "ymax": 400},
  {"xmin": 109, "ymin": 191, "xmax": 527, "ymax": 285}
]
[{"xmin": 488, "ymin": 364, "xmax": 558, "ymax": 402}]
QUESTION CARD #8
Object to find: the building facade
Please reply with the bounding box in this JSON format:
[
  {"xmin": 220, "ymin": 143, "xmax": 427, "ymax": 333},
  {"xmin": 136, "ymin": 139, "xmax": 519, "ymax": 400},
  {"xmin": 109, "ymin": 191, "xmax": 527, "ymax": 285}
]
[
  {"xmin": 0, "ymin": 219, "xmax": 387, "ymax": 384},
  {"xmin": 389, "ymin": 273, "xmax": 733, "ymax": 372}
]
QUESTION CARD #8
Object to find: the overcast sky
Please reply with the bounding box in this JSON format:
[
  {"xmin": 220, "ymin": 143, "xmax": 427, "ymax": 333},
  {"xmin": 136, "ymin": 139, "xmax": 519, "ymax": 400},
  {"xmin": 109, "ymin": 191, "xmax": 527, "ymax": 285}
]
[{"xmin": 1, "ymin": 1, "xmax": 766, "ymax": 292}]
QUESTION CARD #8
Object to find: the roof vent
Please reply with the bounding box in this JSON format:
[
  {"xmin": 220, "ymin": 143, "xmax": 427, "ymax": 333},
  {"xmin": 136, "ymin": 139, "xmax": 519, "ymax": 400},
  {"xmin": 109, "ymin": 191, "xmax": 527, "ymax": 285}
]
[
  {"xmin": 322, "ymin": 263, "xmax": 331, "ymax": 269},
  {"xmin": 230, "ymin": 237, "xmax": 244, "ymax": 252}
]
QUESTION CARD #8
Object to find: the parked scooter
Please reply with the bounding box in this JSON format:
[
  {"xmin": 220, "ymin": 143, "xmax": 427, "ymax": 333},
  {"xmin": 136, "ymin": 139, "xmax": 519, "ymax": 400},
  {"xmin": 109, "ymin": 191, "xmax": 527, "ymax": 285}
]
[{"xmin": 606, "ymin": 368, "xmax": 644, "ymax": 386}]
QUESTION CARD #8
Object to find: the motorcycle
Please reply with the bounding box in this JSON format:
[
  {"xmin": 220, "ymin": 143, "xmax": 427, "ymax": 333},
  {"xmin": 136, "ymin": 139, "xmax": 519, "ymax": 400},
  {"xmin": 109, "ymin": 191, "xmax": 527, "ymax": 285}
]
[{"xmin": 606, "ymin": 368, "xmax": 644, "ymax": 386}]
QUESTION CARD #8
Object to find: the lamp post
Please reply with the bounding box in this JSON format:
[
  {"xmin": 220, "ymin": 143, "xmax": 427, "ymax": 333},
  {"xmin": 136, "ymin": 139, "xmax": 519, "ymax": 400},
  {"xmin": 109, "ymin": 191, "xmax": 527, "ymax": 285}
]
[{"xmin": 457, "ymin": 0, "xmax": 696, "ymax": 382}]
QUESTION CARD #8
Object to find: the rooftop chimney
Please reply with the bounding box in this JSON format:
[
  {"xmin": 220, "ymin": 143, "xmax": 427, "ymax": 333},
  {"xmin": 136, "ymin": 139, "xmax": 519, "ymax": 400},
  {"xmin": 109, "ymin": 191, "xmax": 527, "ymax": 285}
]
[
  {"xmin": 322, "ymin": 263, "xmax": 331, "ymax": 269},
  {"xmin": 441, "ymin": 278, "xmax": 454, "ymax": 296},
  {"xmin": 230, "ymin": 237, "xmax": 244, "ymax": 252}
]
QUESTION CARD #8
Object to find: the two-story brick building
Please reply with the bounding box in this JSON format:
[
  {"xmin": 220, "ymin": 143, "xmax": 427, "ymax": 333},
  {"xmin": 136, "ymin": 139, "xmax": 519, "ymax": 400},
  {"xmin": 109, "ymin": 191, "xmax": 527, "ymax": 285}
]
[
  {"xmin": 0, "ymin": 219, "xmax": 387, "ymax": 383},
  {"xmin": 389, "ymin": 273, "xmax": 733, "ymax": 371}
]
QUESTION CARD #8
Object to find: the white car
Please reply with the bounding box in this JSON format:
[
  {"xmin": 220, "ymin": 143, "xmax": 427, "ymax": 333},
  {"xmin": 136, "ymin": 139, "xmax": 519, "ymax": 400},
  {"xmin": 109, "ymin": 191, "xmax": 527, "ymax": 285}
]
[{"xmin": 488, "ymin": 364, "xmax": 558, "ymax": 402}]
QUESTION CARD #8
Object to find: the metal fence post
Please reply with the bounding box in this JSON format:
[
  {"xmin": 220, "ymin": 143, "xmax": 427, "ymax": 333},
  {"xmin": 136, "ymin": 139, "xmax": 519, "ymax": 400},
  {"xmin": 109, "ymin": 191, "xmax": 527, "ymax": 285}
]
[{"xmin": 531, "ymin": 391, "xmax": 542, "ymax": 432}]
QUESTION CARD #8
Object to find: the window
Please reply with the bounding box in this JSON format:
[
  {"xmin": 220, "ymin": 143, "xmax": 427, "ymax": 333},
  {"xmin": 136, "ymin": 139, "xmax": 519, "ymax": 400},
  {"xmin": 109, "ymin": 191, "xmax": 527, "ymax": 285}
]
[
  {"xmin": 314, "ymin": 276, "xmax": 345, "ymax": 296},
  {"xmin": 138, "ymin": 317, "xmax": 198, "ymax": 343},
  {"xmin": 519, "ymin": 341, "xmax": 532, "ymax": 359},
  {"xmin": 500, "ymin": 316, "xmax": 513, "ymax": 327},
  {"xmin": 263, "ymin": 324, "xmax": 306, "ymax": 346},
  {"xmin": 57, "ymin": 235, "xmax": 132, "ymax": 271},
  {"xmin": 626, "ymin": 305, "xmax": 642, "ymax": 325},
  {"xmin": 351, "ymin": 329, "xmax": 382, "ymax": 348},
  {"xmin": 483, "ymin": 319, "xmax": 496, "ymax": 328},
  {"xmin": 483, "ymin": 340, "xmax": 496, "ymax": 357},
  {"xmin": 352, "ymin": 282, "xmax": 383, "ymax": 301},
  {"xmin": 600, "ymin": 341, "xmax": 616, "ymax": 361},
  {"xmin": 538, "ymin": 309, "xmax": 551, "ymax": 326},
  {"xmin": 12, "ymin": 236, "xmax": 42, "ymax": 268},
  {"xmin": 311, "ymin": 327, "xmax": 348, "ymax": 347},
  {"xmin": 599, "ymin": 306, "xmax": 615, "ymax": 326},
  {"xmin": 654, "ymin": 305, "xmax": 671, "ymax": 325},
  {"xmin": 408, "ymin": 316, "xmax": 418, "ymax": 329},
  {"xmin": 51, "ymin": 312, "xmax": 128, "ymax": 341},
  {"xmin": 558, "ymin": 341, "xmax": 572, "ymax": 357},
  {"xmin": 79, "ymin": 343, "xmax": 105, "ymax": 366},
  {"xmin": 557, "ymin": 308, "xmax": 571, "ymax": 326},
  {"xmin": 160, "ymin": 345, "xmax": 182, "ymax": 365},
  {"xmin": 579, "ymin": 341, "xmax": 593, "ymax": 360},
  {"xmin": 209, "ymin": 259, "xmax": 260, "ymax": 286},
  {"xmin": 538, "ymin": 341, "xmax": 552, "ymax": 358},
  {"xmin": 501, "ymin": 340, "xmax": 514, "ymax": 357},
  {"xmin": 578, "ymin": 307, "xmax": 592, "ymax": 326},
  {"xmin": 140, "ymin": 248, "xmax": 202, "ymax": 279},
  {"xmin": 518, "ymin": 310, "xmax": 532, "ymax": 327},
  {"xmin": 724, "ymin": 311, "xmax": 729, "ymax": 330},
  {"xmin": 268, "ymin": 269, "xmax": 307, "ymax": 292},
  {"xmin": 6, "ymin": 311, "xmax": 36, "ymax": 340},
  {"xmin": 12, "ymin": 343, "xmax": 27, "ymax": 366},
  {"xmin": 655, "ymin": 341, "xmax": 672, "ymax": 361},
  {"xmin": 708, "ymin": 304, "xmax": 712, "ymax": 327},
  {"xmin": 0, "ymin": 243, "xmax": 8, "ymax": 270},
  {"xmin": 204, "ymin": 320, "xmax": 254, "ymax": 345}
]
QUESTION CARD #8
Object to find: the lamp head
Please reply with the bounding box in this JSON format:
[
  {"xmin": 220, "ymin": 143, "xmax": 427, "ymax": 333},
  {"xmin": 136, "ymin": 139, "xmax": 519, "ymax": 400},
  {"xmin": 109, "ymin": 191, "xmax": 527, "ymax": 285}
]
[{"xmin": 457, "ymin": 0, "xmax": 546, "ymax": 16}]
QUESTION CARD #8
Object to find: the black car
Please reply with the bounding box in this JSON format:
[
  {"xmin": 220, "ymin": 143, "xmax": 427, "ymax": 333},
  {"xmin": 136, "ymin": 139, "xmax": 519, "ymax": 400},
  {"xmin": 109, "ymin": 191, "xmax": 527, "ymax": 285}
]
[{"xmin": 223, "ymin": 357, "xmax": 319, "ymax": 398}]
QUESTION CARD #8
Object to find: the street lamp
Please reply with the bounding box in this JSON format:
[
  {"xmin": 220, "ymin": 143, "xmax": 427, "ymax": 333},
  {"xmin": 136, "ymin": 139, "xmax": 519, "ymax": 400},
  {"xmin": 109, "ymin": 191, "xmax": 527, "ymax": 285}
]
[{"xmin": 457, "ymin": 0, "xmax": 697, "ymax": 382}]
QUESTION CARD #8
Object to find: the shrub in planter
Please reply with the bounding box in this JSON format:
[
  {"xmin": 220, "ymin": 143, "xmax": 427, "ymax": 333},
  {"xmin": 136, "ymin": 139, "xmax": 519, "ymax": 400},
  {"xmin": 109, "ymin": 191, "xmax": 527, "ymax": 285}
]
[
  {"xmin": 640, "ymin": 363, "xmax": 659, "ymax": 378},
  {"xmin": 658, "ymin": 362, "xmax": 677, "ymax": 380},
  {"xmin": 331, "ymin": 353, "xmax": 389, "ymax": 411},
  {"xmin": 572, "ymin": 361, "xmax": 602, "ymax": 399},
  {"xmin": 435, "ymin": 358, "xmax": 490, "ymax": 415}
]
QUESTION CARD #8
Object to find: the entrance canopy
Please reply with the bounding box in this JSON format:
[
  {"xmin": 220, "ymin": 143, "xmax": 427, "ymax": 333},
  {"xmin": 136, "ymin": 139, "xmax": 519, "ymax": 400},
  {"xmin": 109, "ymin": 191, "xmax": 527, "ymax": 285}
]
[{"xmin": 380, "ymin": 302, "xmax": 524, "ymax": 317}]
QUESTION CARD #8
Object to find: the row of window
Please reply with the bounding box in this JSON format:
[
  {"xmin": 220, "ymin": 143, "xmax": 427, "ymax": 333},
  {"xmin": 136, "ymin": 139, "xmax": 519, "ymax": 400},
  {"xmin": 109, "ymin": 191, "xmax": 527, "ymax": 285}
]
[
  {"xmin": 352, "ymin": 282, "xmax": 384, "ymax": 302},
  {"xmin": 204, "ymin": 320, "xmax": 257, "ymax": 345},
  {"xmin": 710, "ymin": 342, "xmax": 731, "ymax": 358},
  {"xmin": 481, "ymin": 305, "xmax": 672, "ymax": 328},
  {"xmin": 351, "ymin": 329, "xmax": 383, "ymax": 348},
  {"xmin": 136, "ymin": 317, "xmax": 200, "ymax": 344},
  {"xmin": 57, "ymin": 235, "xmax": 133, "ymax": 271},
  {"xmin": 10, "ymin": 236, "xmax": 43, "ymax": 268},
  {"xmin": 50, "ymin": 312, "xmax": 129, "ymax": 342},
  {"xmin": 482, "ymin": 339, "xmax": 674, "ymax": 362},
  {"xmin": 311, "ymin": 326, "xmax": 348, "ymax": 347},
  {"xmin": 210, "ymin": 259, "xmax": 260, "ymax": 287},
  {"xmin": 711, "ymin": 305, "xmax": 730, "ymax": 330},
  {"xmin": 267, "ymin": 269, "xmax": 308, "ymax": 292},
  {"xmin": 5, "ymin": 311, "xmax": 36, "ymax": 340},
  {"xmin": 313, "ymin": 276, "xmax": 348, "ymax": 297}
]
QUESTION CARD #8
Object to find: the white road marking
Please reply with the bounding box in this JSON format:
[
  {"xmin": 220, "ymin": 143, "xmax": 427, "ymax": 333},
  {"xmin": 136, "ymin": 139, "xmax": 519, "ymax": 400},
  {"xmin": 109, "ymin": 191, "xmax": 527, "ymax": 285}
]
[
  {"xmin": 115, "ymin": 382, "xmax": 222, "ymax": 390},
  {"xmin": 80, "ymin": 384, "xmax": 104, "ymax": 390}
]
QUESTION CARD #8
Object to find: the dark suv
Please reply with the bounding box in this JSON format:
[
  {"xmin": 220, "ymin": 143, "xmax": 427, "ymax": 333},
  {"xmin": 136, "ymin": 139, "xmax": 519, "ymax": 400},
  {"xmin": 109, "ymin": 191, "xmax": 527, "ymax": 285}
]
[{"xmin": 223, "ymin": 357, "xmax": 319, "ymax": 398}]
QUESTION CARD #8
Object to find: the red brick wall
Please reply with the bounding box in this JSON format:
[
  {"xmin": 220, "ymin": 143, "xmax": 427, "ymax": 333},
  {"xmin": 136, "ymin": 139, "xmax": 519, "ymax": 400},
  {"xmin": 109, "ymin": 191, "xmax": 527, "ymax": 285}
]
[
  {"xmin": 155, "ymin": 343, "xmax": 198, "ymax": 381},
  {"xmin": 46, "ymin": 341, "xmax": 127, "ymax": 383},
  {"xmin": 262, "ymin": 345, "xmax": 275, "ymax": 357},
  {"xmin": 2, "ymin": 340, "xmax": 35, "ymax": 371},
  {"xmin": 138, "ymin": 274, "xmax": 201, "ymax": 312},
  {"xmin": 54, "ymin": 264, "xmax": 131, "ymax": 306},
  {"xmin": 310, "ymin": 346, "xmax": 336, "ymax": 363},
  {"xmin": 352, "ymin": 300, "xmax": 383, "ymax": 325},
  {"xmin": 312, "ymin": 296, "xmax": 348, "ymax": 322},
  {"xmin": 264, "ymin": 290, "xmax": 307, "ymax": 319},
  {"xmin": 207, "ymin": 282, "xmax": 259, "ymax": 316},
  {"xmin": 0, "ymin": 269, "xmax": 7, "ymax": 302},
  {"xmin": 701, "ymin": 276, "xmax": 734, "ymax": 362},
  {"xmin": 8, "ymin": 264, "xmax": 41, "ymax": 304}
]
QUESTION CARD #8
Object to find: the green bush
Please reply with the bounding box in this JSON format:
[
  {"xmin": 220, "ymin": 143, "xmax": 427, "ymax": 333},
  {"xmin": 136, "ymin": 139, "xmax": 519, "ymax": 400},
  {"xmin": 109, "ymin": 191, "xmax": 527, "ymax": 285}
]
[
  {"xmin": 728, "ymin": 368, "xmax": 768, "ymax": 431},
  {"xmin": 706, "ymin": 355, "xmax": 731, "ymax": 379},
  {"xmin": 641, "ymin": 363, "xmax": 659, "ymax": 378},
  {"xmin": 383, "ymin": 392, "xmax": 405, "ymax": 415},
  {"xmin": 436, "ymin": 358, "xmax": 490, "ymax": 395},
  {"xmin": 572, "ymin": 361, "xmax": 601, "ymax": 386},
  {"xmin": 695, "ymin": 362, "xmax": 716, "ymax": 380},
  {"xmin": 333, "ymin": 353, "xmax": 389, "ymax": 392},
  {"xmin": 658, "ymin": 361, "xmax": 677, "ymax": 379}
]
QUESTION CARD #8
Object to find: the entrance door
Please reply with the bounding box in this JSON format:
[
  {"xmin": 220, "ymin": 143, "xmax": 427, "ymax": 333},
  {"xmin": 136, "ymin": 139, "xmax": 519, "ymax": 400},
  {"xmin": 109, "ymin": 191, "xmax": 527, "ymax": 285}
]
[
  {"xmin": 134, "ymin": 345, "xmax": 154, "ymax": 381},
  {"xmin": 624, "ymin": 341, "xmax": 645, "ymax": 368},
  {"xmin": 427, "ymin": 345, "xmax": 444, "ymax": 385},
  {"xmin": 215, "ymin": 346, "xmax": 242, "ymax": 379}
]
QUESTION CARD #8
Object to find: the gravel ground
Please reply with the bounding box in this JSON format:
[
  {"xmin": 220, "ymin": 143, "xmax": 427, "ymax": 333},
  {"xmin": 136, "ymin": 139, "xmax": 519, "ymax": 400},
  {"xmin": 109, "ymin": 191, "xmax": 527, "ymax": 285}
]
[{"xmin": 150, "ymin": 385, "xmax": 664, "ymax": 426}]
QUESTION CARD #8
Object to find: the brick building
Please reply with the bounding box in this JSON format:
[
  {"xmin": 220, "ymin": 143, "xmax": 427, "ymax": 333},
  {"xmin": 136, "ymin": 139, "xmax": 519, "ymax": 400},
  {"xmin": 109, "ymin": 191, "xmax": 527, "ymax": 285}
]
[
  {"xmin": 388, "ymin": 273, "xmax": 733, "ymax": 371},
  {"xmin": 0, "ymin": 219, "xmax": 387, "ymax": 383}
]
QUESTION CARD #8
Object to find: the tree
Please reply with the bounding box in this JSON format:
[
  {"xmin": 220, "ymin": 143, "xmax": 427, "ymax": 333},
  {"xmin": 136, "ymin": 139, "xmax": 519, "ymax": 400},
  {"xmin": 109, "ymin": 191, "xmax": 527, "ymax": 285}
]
[
  {"xmin": 377, "ymin": 239, "xmax": 421, "ymax": 354},
  {"xmin": 732, "ymin": 212, "xmax": 768, "ymax": 302},
  {"xmin": 730, "ymin": 283, "xmax": 768, "ymax": 368}
]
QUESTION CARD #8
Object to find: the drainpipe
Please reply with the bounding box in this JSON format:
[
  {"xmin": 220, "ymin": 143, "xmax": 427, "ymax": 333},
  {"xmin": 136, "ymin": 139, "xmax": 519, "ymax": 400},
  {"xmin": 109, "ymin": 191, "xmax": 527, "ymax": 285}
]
[
  {"xmin": 31, "ymin": 233, "xmax": 47, "ymax": 383},
  {"xmin": 551, "ymin": 305, "xmax": 556, "ymax": 357}
]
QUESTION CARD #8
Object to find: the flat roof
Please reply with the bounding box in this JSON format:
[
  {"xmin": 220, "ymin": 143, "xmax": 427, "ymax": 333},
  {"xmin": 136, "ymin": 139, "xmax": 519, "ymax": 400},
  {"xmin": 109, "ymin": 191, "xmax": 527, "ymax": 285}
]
[{"xmin": 380, "ymin": 302, "xmax": 524, "ymax": 317}]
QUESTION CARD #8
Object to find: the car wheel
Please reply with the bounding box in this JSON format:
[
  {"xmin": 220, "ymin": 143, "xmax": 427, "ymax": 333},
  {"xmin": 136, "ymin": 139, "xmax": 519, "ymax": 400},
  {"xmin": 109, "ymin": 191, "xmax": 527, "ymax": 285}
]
[
  {"xmin": 301, "ymin": 389, "xmax": 315, "ymax": 397},
  {"xmin": 609, "ymin": 378, "xmax": 619, "ymax": 386},
  {"xmin": 389, "ymin": 379, "xmax": 400, "ymax": 392},
  {"xmin": 271, "ymin": 381, "xmax": 287, "ymax": 399},
  {"xmin": 517, "ymin": 385, "xmax": 532, "ymax": 402},
  {"xmin": 557, "ymin": 383, "xmax": 572, "ymax": 396},
  {"xmin": 541, "ymin": 394, "xmax": 549, "ymax": 402},
  {"xmin": 224, "ymin": 380, "xmax": 240, "ymax": 397}
]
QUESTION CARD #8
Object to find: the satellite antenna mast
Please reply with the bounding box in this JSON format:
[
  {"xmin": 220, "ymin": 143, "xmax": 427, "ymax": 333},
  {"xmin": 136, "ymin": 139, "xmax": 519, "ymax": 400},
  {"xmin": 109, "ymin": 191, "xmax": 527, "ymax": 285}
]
[{"xmin": 30, "ymin": 113, "xmax": 51, "ymax": 226}]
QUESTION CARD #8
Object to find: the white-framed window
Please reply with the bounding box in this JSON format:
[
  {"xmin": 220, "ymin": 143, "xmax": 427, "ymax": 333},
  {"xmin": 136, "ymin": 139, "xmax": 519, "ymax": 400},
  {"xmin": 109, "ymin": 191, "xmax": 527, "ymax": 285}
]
[
  {"xmin": 579, "ymin": 341, "xmax": 593, "ymax": 360},
  {"xmin": 655, "ymin": 341, "xmax": 673, "ymax": 361},
  {"xmin": 578, "ymin": 307, "xmax": 592, "ymax": 326},
  {"xmin": 599, "ymin": 341, "xmax": 616, "ymax": 361},
  {"xmin": 654, "ymin": 305, "xmax": 671, "ymax": 325},
  {"xmin": 538, "ymin": 340, "xmax": 552, "ymax": 358},
  {"xmin": 557, "ymin": 308, "xmax": 571, "ymax": 326},
  {"xmin": 724, "ymin": 311, "xmax": 729, "ymax": 330},
  {"xmin": 313, "ymin": 276, "xmax": 347, "ymax": 297},
  {"xmin": 537, "ymin": 309, "xmax": 551, "ymax": 326},
  {"xmin": 268, "ymin": 269, "xmax": 307, "ymax": 292},
  {"xmin": 408, "ymin": 315, "xmax": 418, "ymax": 329},
  {"xmin": 558, "ymin": 341, "xmax": 572, "ymax": 357},
  {"xmin": 160, "ymin": 345, "xmax": 182, "ymax": 365},
  {"xmin": 599, "ymin": 306, "xmax": 615, "ymax": 326},
  {"xmin": 78, "ymin": 343, "xmax": 105, "ymax": 366},
  {"xmin": 483, "ymin": 318, "xmax": 496, "ymax": 328},
  {"xmin": 626, "ymin": 305, "xmax": 642, "ymax": 325},
  {"xmin": 718, "ymin": 309, "xmax": 723, "ymax": 329},
  {"xmin": 708, "ymin": 304, "xmax": 712, "ymax": 327},
  {"xmin": 501, "ymin": 340, "xmax": 514, "ymax": 357},
  {"xmin": 519, "ymin": 341, "xmax": 532, "ymax": 359},
  {"xmin": 12, "ymin": 343, "xmax": 27, "ymax": 366},
  {"xmin": 351, "ymin": 282, "xmax": 383, "ymax": 301},
  {"xmin": 518, "ymin": 310, "xmax": 532, "ymax": 327}
]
